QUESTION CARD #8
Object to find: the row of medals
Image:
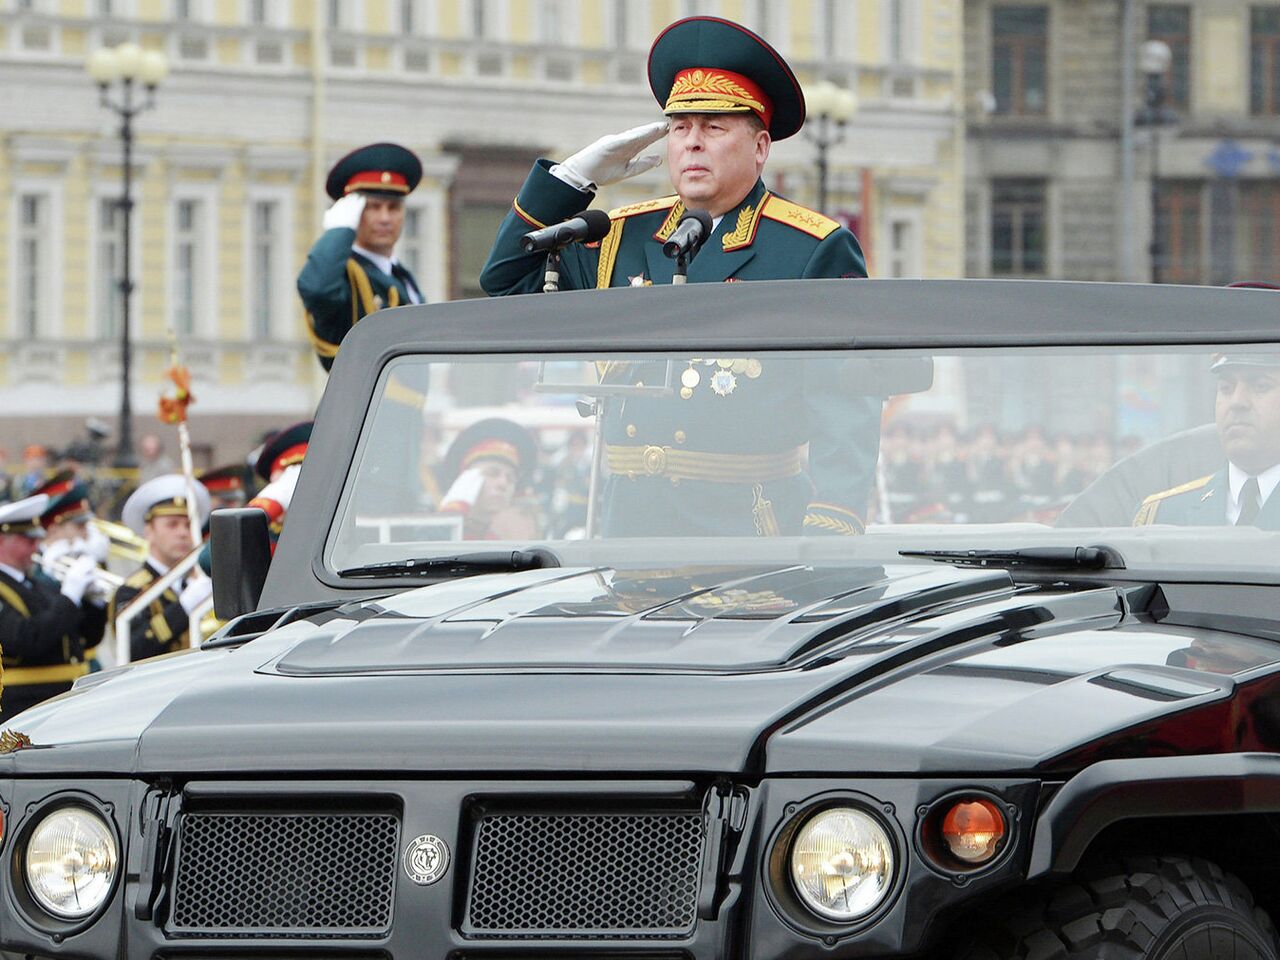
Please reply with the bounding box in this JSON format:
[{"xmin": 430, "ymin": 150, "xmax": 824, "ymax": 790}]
[{"xmin": 681, "ymin": 358, "xmax": 763, "ymax": 399}]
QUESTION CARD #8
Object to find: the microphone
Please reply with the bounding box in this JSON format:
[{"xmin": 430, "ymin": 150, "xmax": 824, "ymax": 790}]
[
  {"xmin": 662, "ymin": 209, "xmax": 714, "ymax": 259},
  {"xmin": 520, "ymin": 209, "xmax": 612, "ymax": 253}
]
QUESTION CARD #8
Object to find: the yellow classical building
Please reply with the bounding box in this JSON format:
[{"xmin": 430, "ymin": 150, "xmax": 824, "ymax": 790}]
[{"xmin": 0, "ymin": 0, "xmax": 964, "ymax": 464}]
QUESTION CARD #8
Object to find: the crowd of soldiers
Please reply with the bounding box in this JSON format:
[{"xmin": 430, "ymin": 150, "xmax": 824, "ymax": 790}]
[{"xmin": 877, "ymin": 422, "xmax": 1142, "ymax": 526}]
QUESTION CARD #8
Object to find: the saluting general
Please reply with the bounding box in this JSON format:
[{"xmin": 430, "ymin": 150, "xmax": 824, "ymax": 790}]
[{"xmin": 481, "ymin": 16, "xmax": 878, "ymax": 537}]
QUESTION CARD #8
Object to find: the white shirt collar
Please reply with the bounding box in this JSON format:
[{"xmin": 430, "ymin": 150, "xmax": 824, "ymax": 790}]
[
  {"xmin": 147, "ymin": 553, "xmax": 171, "ymax": 576},
  {"xmin": 351, "ymin": 243, "xmax": 398, "ymax": 277},
  {"xmin": 351, "ymin": 243, "xmax": 421, "ymax": 303},
  {"xmin": 0, "ymin": 561, "xmax": 28, "ymax": 583},
  {"xmin": 1227, "ymin": 461, "xmax": 1280, "ymax": 521}
]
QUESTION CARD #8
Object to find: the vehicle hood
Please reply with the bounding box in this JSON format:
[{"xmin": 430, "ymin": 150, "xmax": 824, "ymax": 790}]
[{"xmin": 4, "ymin": 564, "xmax": 1275, "ymax": 776}]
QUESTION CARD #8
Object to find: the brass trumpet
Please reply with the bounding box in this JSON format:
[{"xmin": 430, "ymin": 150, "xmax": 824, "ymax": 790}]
[{"xmin": 36, "ymin": 550, "xmax": 125, "ymax": 604}]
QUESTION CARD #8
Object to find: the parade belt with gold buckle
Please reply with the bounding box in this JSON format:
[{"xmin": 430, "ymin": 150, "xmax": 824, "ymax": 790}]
[{"xmin": 605, "ymin": 445, "xmax": 804, "ymax": 483}]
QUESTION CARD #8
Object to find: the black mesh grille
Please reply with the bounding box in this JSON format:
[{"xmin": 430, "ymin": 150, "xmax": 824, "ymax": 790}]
[
  {"xmin": 172, "ymin": 812, "xmax": 398, "ymax": 934},
  {"xmin": 467, "ymin": 812, "xmax": 705, "ymax": 937}
]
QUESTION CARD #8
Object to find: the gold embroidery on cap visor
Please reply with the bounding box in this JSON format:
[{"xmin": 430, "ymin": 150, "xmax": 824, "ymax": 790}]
[{"xmin": 664, "ymin": 69, "xmax": 768, "ymax": 119}]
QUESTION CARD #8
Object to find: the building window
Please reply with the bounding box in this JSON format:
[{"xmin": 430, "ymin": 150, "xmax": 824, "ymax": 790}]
[
  {"xmin": 98, "ymin": 0, "xmax": 113, "ymax": 15},
  {"xmin": 992, "ymin": 6, "xmax": 1048, "ymax": 115},
  {"xmin": 173, "ymin": 0, "xmax": 191, "ymax": 19},
  {"xmin": 888, "ymin": 0, "xmax": 904, "ymax": 62},
  {"xmin": 1251, "ymin": 6, "xmax": 1280, "ymax": 115},
  {"xmin": 328, "ymin": 0, "xmax": 342, "ymax": 29},
  {"xmin": 251, "ymin": 201, "xmax": 277, "ymax": 339},
  {"xmin": 400, "ymin": 205, "xmax": 424, "ymax": 280},
  {"xmin": 887, "ymin": 217, "xmax": 919, "ymax": 277},
  {"xmin": 17, "ymin": 194, "xmax": 47, "ymax": 338},
  {"xmin": 1242, "ymin": 182, "xmax": 1280, "ymax": 280},
  {"xmin": 1154, "ymin": 180, "xmax": 1201, "ymax": 284},
  {"xmin": 400, "ymin": 0, "xmax": 414, "ymax": 32},
  {"xmin": 472, "ymin": 0, "xmax": 489, "ymax": 38},
  {"xmin": 990, "ymin": 179, "xmax": 1046, "ymax": 275},
  {"xmin": 97, "ymin": 197, "xmax": 123, "ymax": 339},
  {"xmin": 249, "ymin": 0, "xmax": 267, "ymax": 24},
  {"xmin": 1147, "ymin": 5, "xmax": 1191, "ymax": 110},
  {"xmin": 173, "ymin": 199, "xmax": 201, "ymax": 336}
]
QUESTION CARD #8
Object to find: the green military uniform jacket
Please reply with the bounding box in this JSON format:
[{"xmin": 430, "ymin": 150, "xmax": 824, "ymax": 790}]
[
  {"xmin": 0, "ymin": 568, "xmax": 103, "ymax": 719},
  {"xmin": 108, "ymin": 562, "xmax": 192, "ymax": 662},
  {"xmin": 297, "ymin": 228, "xmax": 424, "ymax": 371},
  {"xmin": 480, "ymin": 161, "xmax": 878, "ymax": 536},
  {"xmin": 1133, "ymin": 468, "xmax": 1280, "ymax": 529}
]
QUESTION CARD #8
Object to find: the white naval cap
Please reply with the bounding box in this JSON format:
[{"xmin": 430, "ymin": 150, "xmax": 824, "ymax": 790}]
[
  {"xmin": 121, "ymin": 474, "xmax": 211, "ymax": 535},
  {"xmin": 0, "ymin": 494, "xmax": 50, "ymax": 538}
]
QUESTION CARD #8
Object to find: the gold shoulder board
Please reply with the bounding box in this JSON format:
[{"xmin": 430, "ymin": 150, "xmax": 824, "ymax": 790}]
[
  {"xmin": 1138, "ymin": 473, "xmax": 1215, "ymax": 508},
  {"xmin": 607, "ymin": 195, "xmax": 680, "ymax": 220},
  {"xmin": 124, "ymin": 569, "xmax": 155, "ymax": 589},
  {"xmin": 761, "ymin": 196, "xmax": 840, "ymax": 240}
]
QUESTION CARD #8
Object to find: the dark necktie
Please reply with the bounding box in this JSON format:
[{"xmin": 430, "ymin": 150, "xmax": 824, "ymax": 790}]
[
  {"xmin": 391, "ymin": 263, "xmax": 420, "ymax": 303},
  {"xmin": 1237, "ymin": 476, "xmax": 1262, "ymax": 526}
]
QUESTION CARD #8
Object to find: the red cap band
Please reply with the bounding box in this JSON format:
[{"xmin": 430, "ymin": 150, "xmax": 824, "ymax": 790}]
[{"xmin": 344, "ymin": 170, "xmax": 410, "ymax": 195}]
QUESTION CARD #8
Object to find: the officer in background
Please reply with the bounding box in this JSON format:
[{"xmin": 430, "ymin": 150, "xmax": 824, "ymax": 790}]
[
  {"xmin": 248, "ymin": 421, "xmax": 312, "ymax": 552},
  {"xmin": 437, "ymin": 419, "xmax": 539, "ymax": 541},
  {"xmin": 298, "ymin": 142, "xmax": 425, "ymax": 371},
  {"xmin": 1134, "ymin": 351, "xmax": 1280, "ymax": 529},
  {"xmin": 109, "ymin": 476, "xmax": 211, "ymax": 661},
  {"xmin": 0, "ymin": 495, "xmax": 104, "ymax": 718},
  {"xmin": 481, "ymin": 16, "xmax": 878, "ymax": 537}
]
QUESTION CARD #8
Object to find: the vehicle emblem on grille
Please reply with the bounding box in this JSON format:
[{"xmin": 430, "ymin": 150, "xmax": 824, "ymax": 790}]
[{"xmin": 403, "ymin": 834, "xmax": 450, "ymax": 885}]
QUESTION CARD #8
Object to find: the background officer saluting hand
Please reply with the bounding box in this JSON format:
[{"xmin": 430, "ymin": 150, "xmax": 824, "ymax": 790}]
[
  {"xmin": 481, "ymin": 16, "xmax": 878, "ymax": 538},
  {"xmin": 0, "ymin": 494, "xmax": 105, "ymax": 719},
  {"xmin": 298, "ymin": 142, "xmax": 425, "ymax": 371}
]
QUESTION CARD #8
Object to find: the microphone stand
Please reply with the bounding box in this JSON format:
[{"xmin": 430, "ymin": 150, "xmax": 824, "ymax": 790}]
[
  {"xmin": 542, "ymin": 249, "xmax": 562, "ymax": 293},
  {"xmin": 673, "ymin": 252, "xmax": 689, "ymax": 285}
]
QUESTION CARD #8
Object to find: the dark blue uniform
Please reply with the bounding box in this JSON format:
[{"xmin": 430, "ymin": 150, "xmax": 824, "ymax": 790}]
[{"xmin": 1133, "ymin": 469, "xmax": 1280, "ymax": 530}]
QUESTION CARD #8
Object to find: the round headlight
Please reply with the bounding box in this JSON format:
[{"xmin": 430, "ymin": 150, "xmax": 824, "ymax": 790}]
[
  {"xmin": 789, "ymin": 807, "xmax": 895, "ymax": 922},
  {"xmin": 24, "ymin": 806, "xmax": 118, "ymax": 919}
]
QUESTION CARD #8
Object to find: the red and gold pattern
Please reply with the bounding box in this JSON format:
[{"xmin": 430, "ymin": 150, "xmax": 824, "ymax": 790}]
[
  {"xmin": 344, "ymin": 169, "xmax": 410, "ymax": 195},
  {"xmin": 664, "ymin": 67, "xmax": 773, "ymax": 128}
]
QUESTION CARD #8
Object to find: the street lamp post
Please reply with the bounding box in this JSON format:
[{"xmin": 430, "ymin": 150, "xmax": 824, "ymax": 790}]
[
  {"xmin": 803, "ymin": 80, "xmax": 858, "ymax": 213},
  {"xmin": 86, "ymin": 43, "xmax": 168, "ymax": 469},
  {"xmin": 1138, "ymin": 39, "xmax": 1173, "ymax": 284}
]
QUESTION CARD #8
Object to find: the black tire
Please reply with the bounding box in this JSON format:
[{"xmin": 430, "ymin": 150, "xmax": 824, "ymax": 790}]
[{"xmin": 955, "ymin": 856, "xmax": 1278, "ymax": 960}]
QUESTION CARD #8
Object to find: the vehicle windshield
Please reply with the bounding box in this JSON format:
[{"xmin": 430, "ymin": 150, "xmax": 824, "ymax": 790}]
[{"xmin": 325, "ymin": 346, "xmax": 1280, "ymax": 577}]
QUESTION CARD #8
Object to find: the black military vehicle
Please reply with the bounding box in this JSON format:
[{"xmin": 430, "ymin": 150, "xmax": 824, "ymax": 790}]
[{"xmin": 2, "ymin": 280, "xmax": 1279, "ymax": 960}]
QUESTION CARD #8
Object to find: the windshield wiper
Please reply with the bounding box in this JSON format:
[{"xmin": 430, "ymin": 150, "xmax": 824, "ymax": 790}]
[
  {"xmin": 339, "ymin": 548, "xmax": 561, "ymax": 579},
  {"xmin": 899, "ymin": 545, "xmax": 1124, "ymax": 570}
]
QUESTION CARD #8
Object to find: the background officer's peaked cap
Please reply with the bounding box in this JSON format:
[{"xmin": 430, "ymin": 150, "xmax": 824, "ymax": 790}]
[
  {"xmin": 256, "ymin": 421, "xmax": 314, "ymax": 483},
  {"xmin": 648, "ymin": 17, "xmax": 806, "ymax": 141},
  {"xmin": 443, "ymin": 418, "xmax": 538, "ymax": 487},
  {"xmin": 325, "ymin": 142, "xmax": 423, "ymax": 201}
]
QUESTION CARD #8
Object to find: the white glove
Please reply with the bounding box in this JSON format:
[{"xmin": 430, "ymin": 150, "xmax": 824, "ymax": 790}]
[
  {"xmin": 84, "ymin": 524, "xmax": 111, "ymax": 565},
  {"xmin": 39, "ymin": 537, "xmax": 75, "ymax": 578},
  {"xmin": 323, "ymin": 192, "xmax": 366, "ymax": 232},
  {"xmin": 439, "ymin": 468, "xmax": 486, "ymax": 514},
  {"xmin": 551, "ymin": 121, "xmax": 669, "ymax": 191},
  {"xmin": 59, "ymin": 555, "xmax": 97, "ymax": 607},
  {"xmin": 179, "ymin": 575, "xmax": 214, "ymax": 616}
]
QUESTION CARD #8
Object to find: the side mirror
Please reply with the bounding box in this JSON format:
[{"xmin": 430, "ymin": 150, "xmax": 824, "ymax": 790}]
[{"xmin": 210, "ymin": 508, "xmax": 272, "ymax": 621}]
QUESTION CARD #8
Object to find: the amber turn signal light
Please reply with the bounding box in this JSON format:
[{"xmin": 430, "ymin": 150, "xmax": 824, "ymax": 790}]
[{"xmin": 940, "ymin": 798, "xmax": 1005, "ymax": 864}]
